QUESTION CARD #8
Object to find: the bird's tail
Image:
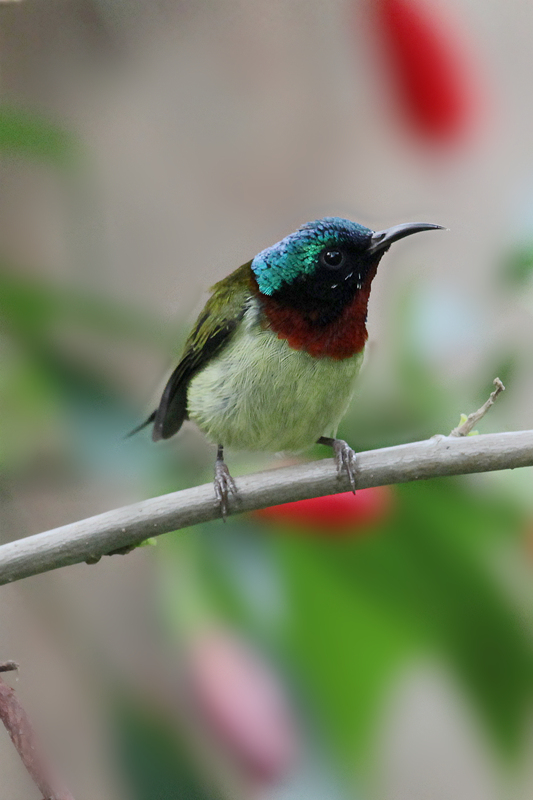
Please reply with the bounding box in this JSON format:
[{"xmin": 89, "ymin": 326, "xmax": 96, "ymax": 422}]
[{"xmin": 125, "ymin": 410, "xmax": 156, "ymax": 438}]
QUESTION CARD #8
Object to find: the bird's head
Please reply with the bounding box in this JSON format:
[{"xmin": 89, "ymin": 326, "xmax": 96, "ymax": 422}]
[{"xmin": 251, "ymin": 217, "xmax": 443, "ymax": 326}]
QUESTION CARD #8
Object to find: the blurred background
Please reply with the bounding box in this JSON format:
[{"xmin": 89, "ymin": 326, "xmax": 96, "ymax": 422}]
[{"xmin": 1, "ymin": 0, "xmax": 533, "ymax": 798}]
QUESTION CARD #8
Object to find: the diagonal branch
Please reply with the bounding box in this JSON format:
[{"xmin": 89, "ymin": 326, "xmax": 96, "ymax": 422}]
[
  {"xmin": 0, "ymin": 662, "xmax": 75, "ymax": 800},
  {"xmin": 0, "ymin": 430, "xmax": 532, "ymax": 586}
]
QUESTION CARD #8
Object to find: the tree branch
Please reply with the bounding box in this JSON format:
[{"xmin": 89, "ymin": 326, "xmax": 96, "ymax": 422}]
[
  {"xmin": 0, "ymin": 662, "xmax": 75, "ymax": 800},
  {"xmin": 0, "ymin": 430, "xmax": 532, "ymax": 585}
]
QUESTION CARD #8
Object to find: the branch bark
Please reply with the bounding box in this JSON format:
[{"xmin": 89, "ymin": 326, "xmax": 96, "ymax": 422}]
[
  {"xmin": 0, "ymin": 430, "xmax": 532, "ymax": 586},
  {"xmin": 0, "ymin": 662, "xmax": 75, "ymax": 800}
]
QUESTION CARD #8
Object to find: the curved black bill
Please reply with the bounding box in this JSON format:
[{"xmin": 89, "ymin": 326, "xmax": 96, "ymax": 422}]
[{"xmin": 368, "ymin": 222, "xmax": 445, "ymax": 255}]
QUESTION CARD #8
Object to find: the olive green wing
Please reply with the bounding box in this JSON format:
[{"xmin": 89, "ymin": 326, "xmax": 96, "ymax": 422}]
[{"xmin": 151, "ymin": 261, "xmax": 253, "ymax": 441}]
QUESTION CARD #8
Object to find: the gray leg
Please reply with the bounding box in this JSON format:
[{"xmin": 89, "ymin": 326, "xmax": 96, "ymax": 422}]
[
  {"xmin": 317, "ymin": 436, "xmax": 357, "ymax": 494},
  {"xmin": 214, "ymin": 444, "xmax": 237, "ymax": 520}
]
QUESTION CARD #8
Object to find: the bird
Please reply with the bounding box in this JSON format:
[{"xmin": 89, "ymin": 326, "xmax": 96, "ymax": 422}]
[{"xmin": 132, "ymin": 217, "xmax": 443, "ymax": 516}]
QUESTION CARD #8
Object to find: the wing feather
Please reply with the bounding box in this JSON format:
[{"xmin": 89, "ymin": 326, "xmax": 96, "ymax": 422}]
[{"xmin": 151, "ymin": 261, "xmax": 253, "ymax": 441}]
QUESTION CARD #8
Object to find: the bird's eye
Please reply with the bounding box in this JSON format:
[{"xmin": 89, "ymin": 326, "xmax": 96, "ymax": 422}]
[{"xmin": 320, "ymin": 249, "xmax": 345, "ymax": 269}]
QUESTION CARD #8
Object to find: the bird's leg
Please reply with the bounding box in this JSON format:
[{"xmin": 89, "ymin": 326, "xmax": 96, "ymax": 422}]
[
  {"xmin": 317, "ymin": 436, "xmax": 357, "ymax": 494},
  {"xmin": 214, "ymin": 444, "xmax": 237, "ymax": 520}
]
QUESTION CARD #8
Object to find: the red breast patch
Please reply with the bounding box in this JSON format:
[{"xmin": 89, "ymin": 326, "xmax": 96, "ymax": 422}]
[{"xmin": 260, "ymin": 271, "xmax": 376, "ymax": 360}]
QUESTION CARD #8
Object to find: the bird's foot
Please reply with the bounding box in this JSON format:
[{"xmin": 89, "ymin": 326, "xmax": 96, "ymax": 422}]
[
  {"xmin": 318, "ymin": 436, "xmax": 358, "ymax": 493},
  {"xmin": 332, "ymin": 439, "xmax": 358, "ymax": 493},
  {"xmin": 214, "ymin": 445, "xmax": 237, "ymax": 520}
]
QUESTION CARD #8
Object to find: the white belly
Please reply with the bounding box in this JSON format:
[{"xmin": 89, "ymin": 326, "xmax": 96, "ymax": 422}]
[{"xmin": 187, "ymin": 304, "xmax": 364, "ymax": 452}]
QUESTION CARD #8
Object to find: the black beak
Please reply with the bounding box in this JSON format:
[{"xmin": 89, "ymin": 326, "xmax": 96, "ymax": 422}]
[{"xmin": 368, "ymin": 222, "xmax": 445, "ymax": 255}]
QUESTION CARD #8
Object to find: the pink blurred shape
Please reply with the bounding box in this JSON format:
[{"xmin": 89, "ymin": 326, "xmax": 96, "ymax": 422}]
[{"xmin": 188, "ymin": 629, "xmax": 297, "ymax": 783}]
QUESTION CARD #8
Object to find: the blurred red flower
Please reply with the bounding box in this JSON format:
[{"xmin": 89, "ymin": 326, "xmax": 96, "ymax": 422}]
[
  {"xmin": 375, "ymin": 0, "xmax": 480, "ymax": 142},
  {"xmin": 252, "ymin": 485, "xmax": 393, "ymax": 536}
]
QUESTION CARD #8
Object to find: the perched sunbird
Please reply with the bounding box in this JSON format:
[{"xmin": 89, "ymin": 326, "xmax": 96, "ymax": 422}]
[{"xmin": 133, "ymin": 218, "xmax": 443, "ymax": 515}]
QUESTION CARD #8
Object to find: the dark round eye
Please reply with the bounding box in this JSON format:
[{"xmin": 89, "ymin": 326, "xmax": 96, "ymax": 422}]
[{"xmin": 320, "ymin": 249, "xmax": 345, "ymax": 269}]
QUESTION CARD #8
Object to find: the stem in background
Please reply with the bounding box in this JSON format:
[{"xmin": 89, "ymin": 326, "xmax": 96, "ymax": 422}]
[
  {"xmin": 450, "ymin": 378, "xmax": 505, "ymax": 437},
  {"xmin": 0, "ymin": 662, "xmax": 75, "ymax": 800}
]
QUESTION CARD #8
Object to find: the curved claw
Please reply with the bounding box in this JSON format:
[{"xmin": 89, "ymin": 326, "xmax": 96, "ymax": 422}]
[
  {"xmin": 214, "ymin": 459, "xmax": 238, "ymax": 520},
  {"xmin": 332, "ymin": 438, "xmax": 358, "ymax": 494}
]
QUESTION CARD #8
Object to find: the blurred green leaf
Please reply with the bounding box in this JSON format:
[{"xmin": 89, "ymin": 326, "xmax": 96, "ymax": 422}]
[
  {"xmin": 0, "ymin": 267, "xmax": 184, "ymax": 476},
  {"xmin": 275, "ymin": 532, "xmax": 422, "ymax": 767},
  {"xmin": 113, "ymin": 696, "xmax": 222, "ymax": 800},
  {"xmin": 274, "ymin": 479, "xmax": 533, "ymax": 766},
  {"xmin": 0, "ymin": 342, "xmax": 62, "ymax": 470},
  {"xmin": 0, "ymin": 267, "xmax": 175, "ymax": 348},
  {"xmin": 0, "ymin": 107, "xmax": 79, "ymax": 168},
  {"xmin": 387, "ymin": 480, "xmax": 533, "ymax": 757},
  {"xmin": 501, "ymin": 245, "xmax": 533, "ymax": 287}
]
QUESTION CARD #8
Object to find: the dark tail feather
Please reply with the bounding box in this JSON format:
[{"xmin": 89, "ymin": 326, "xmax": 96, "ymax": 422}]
[{"xmin": 125, "ymin": 410, "xmax": 156, "ymax": 439}]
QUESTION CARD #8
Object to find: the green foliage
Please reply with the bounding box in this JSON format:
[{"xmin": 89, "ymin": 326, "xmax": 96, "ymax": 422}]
[
  {"xmin": 0, "ymin": 264, "xmax": 183, "ymax": 475},
  {"xmin": 113, "ymin": 698, "xmax": 221, "ymax": 800},
  {"xmin": 0, "ymin": 106, "xmax": 80, "ymax": 167},
  {"xmin": 0, "ymin": 267, "xmax": 173, "ymax": 349},
  {"xmin": 169, "ymin": 479, "xmax": 533, "ymax": 773},
  {"xmin": 501, "ymin": 244, "xmax": 533, "ymax": 287},
  {"xmin": 276, "ymin": 479, "xmax": 533, "ymax": 763}
]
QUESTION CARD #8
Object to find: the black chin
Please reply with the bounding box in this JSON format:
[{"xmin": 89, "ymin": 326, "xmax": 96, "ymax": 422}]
[{"xmin": 268, "ymin": 248, "xmax": 381, "ymax": 326}]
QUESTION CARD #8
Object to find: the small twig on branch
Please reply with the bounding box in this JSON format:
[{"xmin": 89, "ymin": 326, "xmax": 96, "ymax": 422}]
[
  {"xmin": 0, "ymin": 660, "xmax": 18, "ymax": 673},
  {"xmin": 0, "ymin": 429, "xmax": 532, "ymax": 586},
  {"xmin": 450, "ymin": 377, "xmax": 505, "ymax": 437},
  {"xmin": 0, "ymin": 664, "xmax": 75, "ymax": 800}
]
